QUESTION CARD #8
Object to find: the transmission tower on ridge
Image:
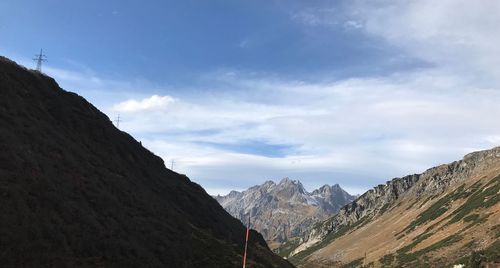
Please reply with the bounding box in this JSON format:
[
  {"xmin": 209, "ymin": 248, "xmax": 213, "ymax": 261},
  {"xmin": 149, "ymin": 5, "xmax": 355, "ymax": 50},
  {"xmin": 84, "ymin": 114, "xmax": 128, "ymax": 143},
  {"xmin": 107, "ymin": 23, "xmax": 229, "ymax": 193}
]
[
  {"xmin": 114, "ymin": 114, "xmax": 121, "ymax": 129},
  {"xmin": 33, "ymin": 49, "xmax": 47, "ymax": 72}
]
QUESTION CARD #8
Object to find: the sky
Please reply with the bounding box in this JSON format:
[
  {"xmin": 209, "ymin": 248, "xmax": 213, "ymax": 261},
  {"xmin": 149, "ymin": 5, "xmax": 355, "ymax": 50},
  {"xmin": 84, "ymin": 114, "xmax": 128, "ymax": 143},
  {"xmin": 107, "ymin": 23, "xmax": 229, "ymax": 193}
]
[{"xmin": 1, "ymin": 0, "xmax": 500, "ymax": 195}]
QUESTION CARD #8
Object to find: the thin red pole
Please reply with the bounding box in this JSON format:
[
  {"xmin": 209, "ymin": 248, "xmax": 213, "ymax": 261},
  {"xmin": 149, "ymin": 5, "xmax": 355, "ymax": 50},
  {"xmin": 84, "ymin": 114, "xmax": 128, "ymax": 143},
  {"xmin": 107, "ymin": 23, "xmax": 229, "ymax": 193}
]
[{"xmin": 242, "ymin": 214, "xmax": 250, "ymax": 268}]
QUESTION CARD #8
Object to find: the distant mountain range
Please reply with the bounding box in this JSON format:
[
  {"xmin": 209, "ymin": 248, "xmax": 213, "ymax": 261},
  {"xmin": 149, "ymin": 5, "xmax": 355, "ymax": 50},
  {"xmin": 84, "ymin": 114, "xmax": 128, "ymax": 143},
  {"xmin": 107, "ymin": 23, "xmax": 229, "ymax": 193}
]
[
  {"xmin": 215, "ymin": 178, "xmax": 355, "ymax": 249},
  {"xmin": 282, "ymin": 147, "xmax": 500, "ymax": 267}
]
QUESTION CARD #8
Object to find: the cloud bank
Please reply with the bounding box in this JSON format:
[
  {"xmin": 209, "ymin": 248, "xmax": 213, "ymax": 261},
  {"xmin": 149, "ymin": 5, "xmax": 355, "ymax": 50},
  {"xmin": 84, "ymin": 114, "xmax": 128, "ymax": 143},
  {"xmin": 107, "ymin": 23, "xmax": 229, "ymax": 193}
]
[{"xmin": 8, "ymin": 0, "xmax": 500, "ymax": 195}]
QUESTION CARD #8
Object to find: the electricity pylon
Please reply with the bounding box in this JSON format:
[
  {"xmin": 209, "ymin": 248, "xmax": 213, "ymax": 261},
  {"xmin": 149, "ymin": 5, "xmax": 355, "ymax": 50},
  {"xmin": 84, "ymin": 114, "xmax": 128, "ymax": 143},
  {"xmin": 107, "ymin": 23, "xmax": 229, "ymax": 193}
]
[{"xmin": 33, "ymin": 49, "xmax": 47, "ymax": 72}]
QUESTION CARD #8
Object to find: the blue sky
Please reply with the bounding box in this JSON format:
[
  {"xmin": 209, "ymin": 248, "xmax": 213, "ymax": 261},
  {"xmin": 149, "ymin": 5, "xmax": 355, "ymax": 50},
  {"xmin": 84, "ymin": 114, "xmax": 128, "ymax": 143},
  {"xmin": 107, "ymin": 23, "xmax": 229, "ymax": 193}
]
[
  {"xmin": 2, "ymin": 0, "xmax": 500, "ymax": 195},
  {"xmin": 1, "ymin": 0, "xmax": 423, "ymax": 82}
]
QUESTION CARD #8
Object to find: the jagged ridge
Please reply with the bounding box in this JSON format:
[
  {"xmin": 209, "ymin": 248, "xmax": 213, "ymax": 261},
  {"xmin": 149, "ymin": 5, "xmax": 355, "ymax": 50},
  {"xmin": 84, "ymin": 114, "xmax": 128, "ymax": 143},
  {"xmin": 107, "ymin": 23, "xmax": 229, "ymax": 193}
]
[
  {"xmin": 215, "ymin": 178, "xmax": 355, "ymax": 248},
  {"xmin": 288, "ymin": 146, "xmax": 500, "ymax": 264}
]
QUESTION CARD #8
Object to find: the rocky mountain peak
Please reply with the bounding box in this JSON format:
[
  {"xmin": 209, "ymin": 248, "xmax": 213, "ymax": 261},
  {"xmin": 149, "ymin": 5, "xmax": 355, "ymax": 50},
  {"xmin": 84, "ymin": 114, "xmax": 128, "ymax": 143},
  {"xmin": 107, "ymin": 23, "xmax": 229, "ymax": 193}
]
[
  {"xmin": 263, "ymin": 180, "xmax": 276, "ymax": 187},
  {"xmin": 278, "ymin": 177, "xmax": 300, "ymax": 186},
  {"xmin": 276, "ymin": 177, "xmax": 306, "ymax": 196},
  {"xmin": 227, "ymin": 190, "xmax": 241, "ymax": 197},
  {"xmin": 313, "ymin": 183, "xmax": 341, "ymax": 195},
  {"xmin": 261, "ymin": 180, "xmax": 276, "ymax": 191},
  {"xmin": 215, "ymin": 179, "xmax": 355, "ymax": 245}
]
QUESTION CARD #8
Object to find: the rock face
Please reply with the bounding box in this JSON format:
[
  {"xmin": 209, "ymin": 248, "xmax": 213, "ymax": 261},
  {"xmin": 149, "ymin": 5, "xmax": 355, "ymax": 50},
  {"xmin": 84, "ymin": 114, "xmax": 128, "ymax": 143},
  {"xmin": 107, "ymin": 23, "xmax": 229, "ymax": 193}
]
[
  {"xmin": 286, "ymin": 147, "xmax": 500, "ymax": 267},
  {"xmin": 288, "ymin": 175, "xmax": 420, "ymax": 259},
  {"xmin": 215, "ymin": 178, "xmax": 355, "ymax": 247},
  {"xmin": 0, "ymin": 56, "xmax": 293, "ymax": 268}
]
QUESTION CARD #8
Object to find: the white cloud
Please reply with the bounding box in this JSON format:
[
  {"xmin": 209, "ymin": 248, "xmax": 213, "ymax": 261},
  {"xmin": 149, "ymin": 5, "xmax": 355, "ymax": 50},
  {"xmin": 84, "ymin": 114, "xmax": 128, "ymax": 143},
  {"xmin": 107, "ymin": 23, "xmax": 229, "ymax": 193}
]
[
  {"xmin": 484, "ymin": 135, "xmax": 500, "ymax": 145},
  {"xmin": 204, "ymin": 187, "xmax": 245, "ymax": 196},
  {"xmin": 112, "ymin": 95, "xmax": 176, "ymax": 113},
  {"xmin": 19, "ymin": 66, "xmax": 500, "ymax": 195},
  {"xmin": 343, "ymin": 20, "xmax": 363, "ymax": 30},
  {"xmin": 5, "ymin": 1, "xmax": 500, "ymax": 195},
  {"xmin": 291, "ymin": 7, "xmax": 339, "ymax": 27},
  {"xmin": 292, "ymin": 0, "xmax": 500, "ymax": 84},
  {"xmin": 115, "ymin": 69, "xmax": 500, "ymax": 195},
  {"xmin": 357, "ymin": 0, "xmax": 500, "ymax": 79}
]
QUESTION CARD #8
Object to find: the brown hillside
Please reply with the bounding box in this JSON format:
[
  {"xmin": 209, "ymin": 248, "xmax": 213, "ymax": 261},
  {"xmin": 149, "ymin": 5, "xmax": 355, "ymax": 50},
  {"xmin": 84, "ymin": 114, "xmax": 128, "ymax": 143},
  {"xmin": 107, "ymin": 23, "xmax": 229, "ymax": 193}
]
[{"xmin": 288, "ymin": 147, "xmax": 500, "ymax": 267}]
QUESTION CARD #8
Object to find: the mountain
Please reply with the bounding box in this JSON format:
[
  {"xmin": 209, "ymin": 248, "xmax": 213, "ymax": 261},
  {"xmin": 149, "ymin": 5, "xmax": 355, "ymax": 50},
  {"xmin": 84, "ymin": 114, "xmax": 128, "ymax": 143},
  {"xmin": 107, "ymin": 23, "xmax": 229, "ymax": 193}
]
[
  {"xmin": 215, "ymin": 178, "xmax": 355, "ymax": 250},
  {"xmin": 0, "ymin": 56, "xmax": 293, "ymax": 268},
  {"xmin": 282, "ymin": 147, "xmax": 500, "ymax": 267}
]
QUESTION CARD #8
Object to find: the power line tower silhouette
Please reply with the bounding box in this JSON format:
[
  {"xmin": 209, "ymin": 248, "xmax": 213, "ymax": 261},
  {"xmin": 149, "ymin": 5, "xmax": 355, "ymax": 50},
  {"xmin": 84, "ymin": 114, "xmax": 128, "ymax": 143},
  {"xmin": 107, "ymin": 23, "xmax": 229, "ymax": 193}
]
[
  {"xmin": 33, "ymin": 49, "xmax": 47, "ymax": 72},
  {"xmin": 114, "ymin": 114, "xmax": 121, "ymax": 129}
]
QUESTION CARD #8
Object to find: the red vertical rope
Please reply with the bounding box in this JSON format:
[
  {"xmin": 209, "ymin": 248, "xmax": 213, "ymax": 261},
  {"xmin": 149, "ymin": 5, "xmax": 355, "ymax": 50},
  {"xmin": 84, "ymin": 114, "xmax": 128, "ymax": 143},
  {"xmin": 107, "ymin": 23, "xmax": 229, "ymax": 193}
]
[{"xmin": 242, "ymin": 214, "xmax": 250, "ymax": 268}]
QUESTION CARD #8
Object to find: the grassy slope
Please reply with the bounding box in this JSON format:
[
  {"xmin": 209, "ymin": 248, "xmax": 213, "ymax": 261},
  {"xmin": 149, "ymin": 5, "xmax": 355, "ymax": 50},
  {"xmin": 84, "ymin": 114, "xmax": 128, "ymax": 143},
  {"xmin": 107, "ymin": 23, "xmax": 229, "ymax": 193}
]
[{"xmin": 293, "ymin": 166, "xmax": 500, "ymax": 267}]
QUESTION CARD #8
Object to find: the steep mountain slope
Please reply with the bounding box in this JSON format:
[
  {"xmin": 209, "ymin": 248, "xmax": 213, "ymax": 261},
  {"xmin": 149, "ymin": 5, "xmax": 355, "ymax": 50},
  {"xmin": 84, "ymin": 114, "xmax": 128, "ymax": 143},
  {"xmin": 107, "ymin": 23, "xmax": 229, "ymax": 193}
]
[
  {"xmin": 215, "ymin": 178, "xmax": 355, "ymax": 250},
  {"xmin": 0, "ymin": 56, "xmax": 293, "ymax": 268},
  {"xmin": 284, "ymin": 147, "xmax": 500, "ymax": 267}
]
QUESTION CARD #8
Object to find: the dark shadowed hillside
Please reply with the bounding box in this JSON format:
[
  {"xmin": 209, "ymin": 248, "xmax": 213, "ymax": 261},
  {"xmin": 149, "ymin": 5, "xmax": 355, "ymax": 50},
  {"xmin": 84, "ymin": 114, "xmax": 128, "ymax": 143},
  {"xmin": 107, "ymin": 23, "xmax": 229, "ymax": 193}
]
[{"xmin": 0, "ymin": 56, "xmax": 293, "ymax": 268}]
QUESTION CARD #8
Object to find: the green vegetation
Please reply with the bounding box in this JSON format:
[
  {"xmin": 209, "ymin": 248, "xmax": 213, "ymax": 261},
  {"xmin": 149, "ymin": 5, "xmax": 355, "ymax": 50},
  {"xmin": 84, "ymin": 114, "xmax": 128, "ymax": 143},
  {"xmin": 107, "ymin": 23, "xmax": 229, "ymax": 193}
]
[
  {"xmin": 421, "ymin": 220, "xmax": 442, "ymax": 233},
  {"xmin": 461, "ymin": 240, "xmax": 475, "ymax": 250},
  {"xmin": 421, "ymin": 234, "xmax": 462, "ymax": 253},
  {"xmin": 274, "ymin": 237, "xmax": 301, "ymax": 258},
  {"xmin": 455, "ymin": 240, "xmax": 500, "ymax": 267},
  {"xmin": 417, "ymin": 195, "xmax": 434, "ymax": 209},
  {"xmin": 463, "ymin": 213, "xmax": 480, "ymax": 223},
  {"xmin": 395, "ymin": 233, "xmax": 405, "ymax": 240},
  {"xmin": 406, "ymin": 199, "xmax": 419, "ymax": 210},
  {"xmin": 379, "ymin": 254, "xmax": 394, "ymax": 267},
  {"xmin": 379, "ymin": 203, "xmax": 390, "ymax": 214},
  {"xmin": 477, "ymin": 240, "xmax": 500, "ymax": 264},
  {"xmin": 396, "ymin": 232, "xmax": 433, "ymax": 253},
  {"xmin": 492, "ymin": 224, "xmax": 500, "ymax": 238},
  {"xmin": 393, "ymin": 234, "xmax": 463, "ymax": 266},
  {"xmin": 400, "ymin": 177, "xmax": 496, "ymax": 237},
  {"xmin": 292, "ymin": 175, "xmax": 500, "ymax": 267},
  {"xmin": 288, "ymin": 225, "xmax": 350, "ymax": 264},
  {"xmin": 381, "ymin": 176, "xmax": 500, "ymax": 267},
  {"xmin": 342, "ymin": 257, "xmax": 363, "ymax": 268},
  {"xmin": 400, "ymin": 185, "xmax": 466, "ymax": 234},
  {"xmin": 463, "ymin": 213, "xmax": 490, "ymax": 231},
  {"xmin": 288, "ymin": 216, "xmax": 370, "ymax": 264},
  {"xmin": 446, "ymin": 176, "xmax": 499, "ymax": 225}
]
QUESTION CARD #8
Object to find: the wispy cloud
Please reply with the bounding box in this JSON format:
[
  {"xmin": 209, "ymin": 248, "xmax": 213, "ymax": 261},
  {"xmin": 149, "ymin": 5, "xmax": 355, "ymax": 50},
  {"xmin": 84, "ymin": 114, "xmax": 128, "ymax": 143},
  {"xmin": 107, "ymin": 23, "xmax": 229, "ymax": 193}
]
[
  {"xmin": 107, "ymin": 68, "xmax": 500, "ymax": 194},
  {"xmin": 4, "ymin": 0, "xmax": 500, "ymax": 195},
  {"xmin": 343, "ymin": 20, "xmax": 363, "ymax": 30},
  {"xmin": 32, "ymin": 61, "xmax": 500, "ymax": 195},
  {"xmin": 291, "ymin": 0, "xmax": 500, "ymax": 84}
]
